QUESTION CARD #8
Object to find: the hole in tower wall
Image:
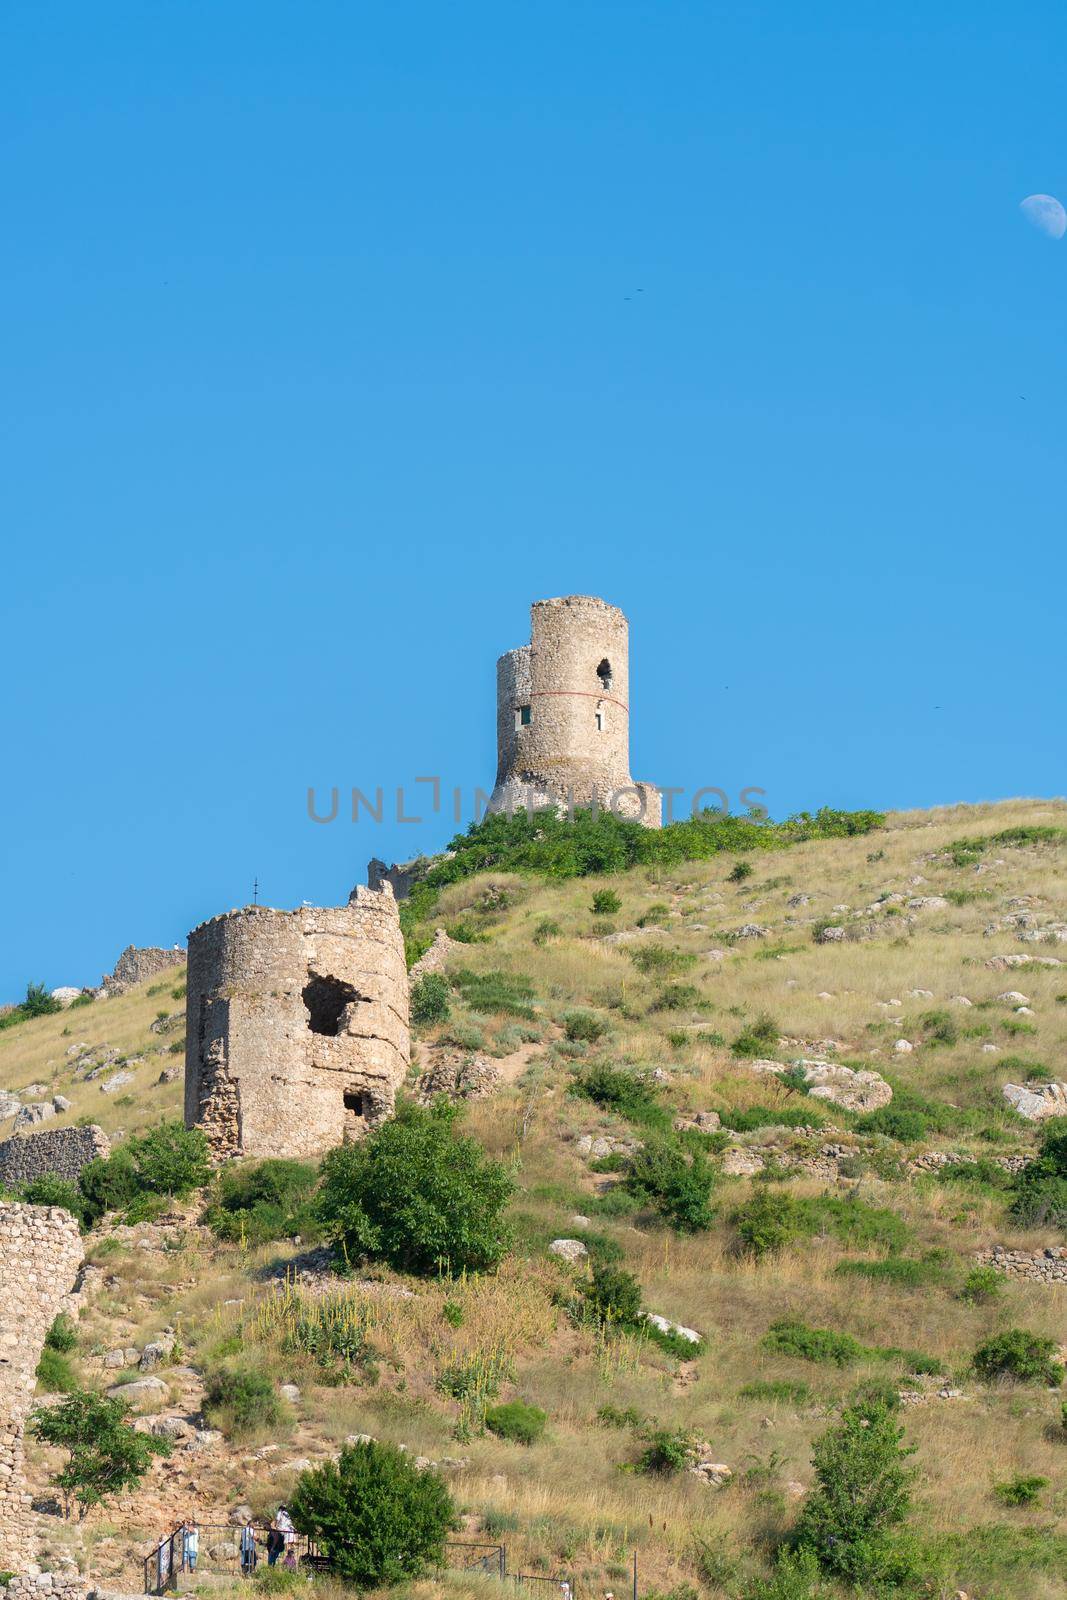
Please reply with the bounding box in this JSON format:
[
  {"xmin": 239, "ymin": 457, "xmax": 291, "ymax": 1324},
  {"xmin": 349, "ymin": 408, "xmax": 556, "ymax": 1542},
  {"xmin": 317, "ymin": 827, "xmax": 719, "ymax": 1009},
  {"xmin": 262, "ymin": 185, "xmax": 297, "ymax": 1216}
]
[
  {"xmin": 597, "ymin": 658, "xmax": 612, "ymax": 690},
  {"xmin": 303, "ymin": 973, "xmax": 363, "ymax": 1036},
  {"xmin": 343, "ymin": 1090, "xmax": 366, "ymax": 1117}
]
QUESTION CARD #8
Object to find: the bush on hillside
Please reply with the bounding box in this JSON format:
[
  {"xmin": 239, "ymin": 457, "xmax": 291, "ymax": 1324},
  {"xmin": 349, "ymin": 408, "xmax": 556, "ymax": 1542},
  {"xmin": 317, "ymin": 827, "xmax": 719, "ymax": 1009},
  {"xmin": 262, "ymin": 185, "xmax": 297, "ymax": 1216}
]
[
  {"xmin": 451, "ymin": 969, "xmax": 535, "ymax": 1018},
  {"xmin": 973, "ymin": 1329, "xmax": 1064, "ymax": 1387},
  {"xmin": 289, "ymin": 1439, "xmax": 455, "ymax": 1588},
  {"xmin": 733, "ymin": 1190, "xmax": 805, "ymax": 1258},
  {"xmin": 0, "ymin": 981, "xmax": 64, "ymax": 1031},
  {"xmin": 625, "ymin": 1138, "xmax": 715, "ymax": 1232},
  {"xmin": 569, "ymin": 1064, "xmax": 668, "ymax": 1130},
  {"xmin": 1010, "ymin": 1118, "xmax": 1067, "ymax": 1228},
  {"xmin": 410, "ymin": 974, "xmax": 451, "ymax": 1026},
  {"xmin": 204, "ymin": 1366, "xmax": 288, "ymax": 1439},
  {"xmin": 993, "ymin": 1473, "xmax": 1048, "ymax": 1507},
  {"xmin": 204, "ymin": 1158, "xmax": 320, "ymax": 1245},
  {"xmin": 45, "ymin": 1313, "xmax": 78, "ymax": 1353},
  {"xmin": 794, "ymin": 1393, "xmax": 917, "ymax": 1584},
  {"xmin": 315, "ymin": 1100, "xmax": 513, "ymax": 1276},
  {"xmin": 21, "ymin": 1174, "xmax": 88, "ymax": 1227},
  {"xmin": 581, "ymin": 1263, "xmax": 643, "ymax": 1329},
  {"xmin": 959, "ymin": 1266, "xmax": 1003, "ymax": 1305},
  {"xmin": 729, "ymin": 860, "xmax": 754, "ymax": 883},
  {"xmin": 79, "ymin": 1121, "xmax": 211, "ymax": 1226},
  {"xmin": 635, "ymin": 1427, "xmax": 693, "ymax": 1476},
  {"xmin": 763, "ymin": 1320, "xmax": 866, "ymax": 1366},
  {"xmin": 485, "ymin": 1400, "xmax": 547, "ymax": 1445},
  {"xmin": 854, "ymin": 1107, "xmax": 929, "ymax": 1143},
  {"xmin": 591, "ymin": 889, "xmax": 622, "ymax": 915},
  {"xmin": 628, "ymin": 945, "xmax": 697, "ymax": 976},
  {"xmin": 719, "ymin": 1104, "xmax": 829, "ymax": 1133},
  {"xmin": 732, "ymin": 1013, "xmax": 780, "ymax": 1058},
  {"xmin": 563, "ymin": 1010, "xmax": 608, "ymax": 1044}
]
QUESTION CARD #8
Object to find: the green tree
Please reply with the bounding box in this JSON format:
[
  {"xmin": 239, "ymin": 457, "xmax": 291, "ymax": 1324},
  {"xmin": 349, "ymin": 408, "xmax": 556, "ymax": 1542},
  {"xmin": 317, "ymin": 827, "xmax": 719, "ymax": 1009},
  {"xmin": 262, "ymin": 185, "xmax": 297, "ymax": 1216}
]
[
  {"xmin": 582, "ymin": 1263, "xmax": 643, "ymax": 1328},
  {"xmin": 1010, "ymin": 1117, "xmax": 1067, "ymax": 1228},
  {"xmin": 289, "ymin": 1439, "xmax": 455, "ymax": 1588},
  {"xmin": 973, "ymin": 1328, "xmax": 1064, "ymax": 1387},
  {"xmin": 410, "ymin": 974, "xmax": 451, "ymax": 1026},
  {"xmin": 28, "ymin": 1390, "xmax": 170, "ymax": 1517},
  {"xmin": 79, "ymin": 1120, "xmax": 210, "ymax": 1226},
  {"xmin": 23, "ymin": 981, "xmax": 63, "ymax": 1018},
  {"xmin": 315, "ymin": 1100, "xmax": 513, "ymax": 1275},
  {"xmin": 793, "ymin": 1394, "xmax": 916, "ymax": 1584}
]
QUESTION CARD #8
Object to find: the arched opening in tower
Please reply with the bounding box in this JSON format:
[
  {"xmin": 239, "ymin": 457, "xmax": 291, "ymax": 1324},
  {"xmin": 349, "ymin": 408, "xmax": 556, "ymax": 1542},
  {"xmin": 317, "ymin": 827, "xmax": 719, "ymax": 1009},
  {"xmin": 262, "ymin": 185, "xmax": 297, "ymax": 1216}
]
[
  {"xmin": 303, "ymin": 972, "xmax": 363, "ymax": 1036},
  {"xmin": 597, "ymin": 658, "xmax": 612, "ymax": 691}
]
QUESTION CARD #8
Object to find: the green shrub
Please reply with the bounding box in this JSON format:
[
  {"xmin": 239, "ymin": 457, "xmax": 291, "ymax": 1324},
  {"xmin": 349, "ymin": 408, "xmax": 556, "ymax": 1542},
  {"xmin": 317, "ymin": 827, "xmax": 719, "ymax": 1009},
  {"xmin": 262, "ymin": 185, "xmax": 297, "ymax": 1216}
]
[
  {"xmin": 794, "ymin": 1393, "xmax": 916, "ymax": 1584},
  {"xmin": 35, "ymin": 1346, "xmax": 78, "ymax": 1393},
  {"xmin": 993, "ymin": 1473, "xmax": 1048, "ymax": 1507},
  {"xmin": 973, "ymin": 1329, "xmax": 1064, "ymax": 1387},
  {"xmin": 959, "ymin": 1266, "xmax": 1004, "ymax": 1304},
  {"xmin": 484, "ymin": 1400, "xmax": 547, "ymax": 1444},
  {"xmin": 315, "ymin": 1100, "xmax": 513, "ymax": 1276},
  {"xmin": 80, "ymin": 1121, "xmax": 210, "ymax": 1227},
  {"xmin": 288, "ymin": 1439, "xmax": 455, "ymax": 1588},
  {"xmin": 452, "ymin": 969, "xmax": 535, "ymax": 1017},
  {"xmin": 719, "ymin": 1105, "xmax": 828, "ymax": 1133},
  {"xmin": 45, "ymin": 1314, "xmax": 78, "ymax": 1353},
  {"xmin": 625, "ymin": 1138, "xmax": 714, "ymax": 1232},
  {"xmin": 582, "ymin": 1263, "xmax": 643, "ymax": 1329},
  {"xmin": 441, "ymin": 1300, "xmax": 464, "ymax": 1328},
  {"xmin": 733, "ymin": 1190, "xmax": 804, "ymax": 1258},
  {"xmin": 591, "ymin": 889, "xmax": 622, "ymax": 915},
  {"xmin": 637, "ymin": 902, "xmax": 671, "ymax": 927},
  {"xmin": 569, "ymin": 1064, "xmax": 669, "ymax": 1130},
  {"xmin": 628, "ymin": 944, "xmax": 697, "ymax": 976},
  {"xmin": 21, "ymin": 1174, "xmax": 88, "ymax": 1227},
  {"xmin": 729, "ymin": 861, "xmax": 754, "ymax": 883},
  {"xmin": 744, "ymin": 1548, "xmax": 831, "ymax": 1600},
  {"xmin": 833, "ymin": 1257, "xmax": 944, "ymax": 1288},
  {"xmin": 854, "ymin": 1107, "xmax": 929, "ymax": 1142},
  {"xmin": 563, "ymin": 1010, "xmax": 608, "ymax": 1043},
  {"xmin": 533, "ymin": 919, "xmax": 562, "ymax": 946},
  {"xmin": 78, "ymin": 1149, "xmax": 139, "ymax": 1227},
  {"xmin": 28, "ymin": 1389, "xmax": 170, "ymax": 1516},
  {"xmin": 635, "ymin": 1427, "xmax": 692, "ymax": 1475},
  {"xmin": 204, "ymin": 1366, "xmax": 287, "ymax": 1438},
  {"xmin": 649, "ymin": 983, "xmax": 701, "ymax": 1013},
  {"xmin": 763, "ymin": 1320, "xmax": 865, "ymax": 1366},
  {"xmin": 410, "ymin": 974, "xmax": 451, "ymax": 1026},
  {"xmin": 739, "ymin": 1379, "xmax": 812, "ymax": 1404},
  {"xmin": 920, "ymin": 1009, "xmax": 958, "ymax": 1047},
  {"xmin": 22, "ymin": 982, "xmax": 62, "ymax": 1018},
  {"xmin": 1010, "ymin": 1119, "xmax": 1067, "ymax": 1228},
  {"xmin": 732, "ymin": 1013, "xmax": 780, "ymax": 1058},
  {"xmin": 205, "ymin": 1158, "xmax": 319, "ymax": 1245}
]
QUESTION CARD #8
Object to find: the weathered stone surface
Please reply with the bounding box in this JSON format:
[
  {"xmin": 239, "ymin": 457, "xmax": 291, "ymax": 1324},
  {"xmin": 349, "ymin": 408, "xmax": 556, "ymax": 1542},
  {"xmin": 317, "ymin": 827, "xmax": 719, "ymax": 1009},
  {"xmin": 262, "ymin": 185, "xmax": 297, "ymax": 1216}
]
[
  {"xmin": 102, "ymin": 944, "xmax": 185, "ymax": 995},
  {"xmin": 796, "ymin": 1060, "xmax": 892, "ymax": 1113},
  {"xmin": 549, "ymin": 1238, "xmax": 588, "ymax": 1263},
  {"xmin": 975, "ymin": 1244, "xmax": 1067, "ymax": 1285},
  {"xmin": 99, "ymin": 1071, "xmax": 135, "ymax": 1095},
  {"xmin": 12, "ymin": 1102, "xmax": 55, "ymax": 1131},
  {"xmin": 408, "ymin": 928, "xmax": 460, "ymax": 981},
  {"xmin": 642, "ymin": 1311, "xmax": 701, "ymax": 1344},
  {"xmin": 417, "ymin": 1050, "xmax": 501, "ymax": 1103},
  {"xmin": 0, "ymin": 1125, "xmax": 110, "ymax": 1187},
  {"xmin": 0, "ymin": 1204, "xmax": 84, "ymax": 1570},
  {"xmin": 488, "ymin": 596, "xmax": 661, "ymax": 827},
  {"xmin": 49, "ymin": 987, "xmax": 83, "ymax": 1007},
  {"xmin": 1002, "ymin": 1081, "xmax": 1067, "ymax": 1121},
  {"xmin": 184, "ymin": 891, "xmax": 409, "ymax": 1161}
]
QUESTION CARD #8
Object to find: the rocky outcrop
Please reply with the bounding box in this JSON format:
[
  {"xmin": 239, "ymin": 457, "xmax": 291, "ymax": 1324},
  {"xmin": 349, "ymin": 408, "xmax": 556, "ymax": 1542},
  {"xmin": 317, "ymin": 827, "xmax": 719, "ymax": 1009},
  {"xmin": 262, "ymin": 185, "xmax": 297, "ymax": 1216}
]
[
  {"xmin": 975, "ymin": 1244, "xmax": 1067, "ymax": 1285},
  {"xmin": 1002, "ymin": 1081, "xmax": 1067, "ymax": 1121},
  {"xmin": 102, "ymin": 944, "xmax": 185, "ymax": 995},
  {"xmin": 417, "ymin": 1050, "xmax": 501, "ymax": 1102}
]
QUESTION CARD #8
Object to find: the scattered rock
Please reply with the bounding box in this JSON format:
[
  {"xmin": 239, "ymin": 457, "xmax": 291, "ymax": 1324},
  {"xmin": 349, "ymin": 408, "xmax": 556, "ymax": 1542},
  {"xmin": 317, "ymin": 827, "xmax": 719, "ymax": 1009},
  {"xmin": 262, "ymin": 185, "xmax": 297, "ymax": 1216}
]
[
  {"xmin": 417, "ymin": 1051, "xmax": 501, "ymax": 1103},
  {"xmin": 732, "ymin": 924, "xmax": 770, "ymax": 940},
  {"xmin": 13, "ymin": 1101, "xmax": 56, "ymax": 1130},
  {"xmin": 549, "ymin": 1238, "xmax": 589, "ymax": 1263},
  {"xmin": 1002, "ymin": 1081, "xmax": 1067, "ymax": 1122},
  {"xmin": 107, "ymin": 1376, "xmax": 167, "ymax": 1404},
  {"xmin": 688, "ymin": 1460, "xmax": 733, "ymax": 1487},
  {"xmin": 996, "ymin": 990, "xmax": 1030, "ymax": 1004},
  {"xmin": 673, "ymin": 1110, "xmax": 721, "ymax": 1134},
  {"xmin": 280, "ymin": 1383, "xmax": 301, "ymax": 1402},
  {"xmin": 893, "ymin": 1039, "xmax": 914, "ymax": 1055},
  {"xmin": 52, "ymin": 1095, "xmax": 72, "ymax": 1113},
  {"xmin": 99, "ymin": 1070, "xmax": 135, "ymax": 1095},
  {"xmin": 815, "ymin": 925, "xmax": 845, "ymax": 944},
  {"xmin": 408, "ymin": 928, "xmax": 461, "ymax": 980},
  {"xmin": 796, "ymin": 1060, "xmax": 893, "ymax": 1113},
  {"xmin": 642, "ymin": 1311, "xmax": 701, "ymax": 1344},
  {"xmin": 49, "ymin": 987, "xmax": 83, "ymax": 1007}
]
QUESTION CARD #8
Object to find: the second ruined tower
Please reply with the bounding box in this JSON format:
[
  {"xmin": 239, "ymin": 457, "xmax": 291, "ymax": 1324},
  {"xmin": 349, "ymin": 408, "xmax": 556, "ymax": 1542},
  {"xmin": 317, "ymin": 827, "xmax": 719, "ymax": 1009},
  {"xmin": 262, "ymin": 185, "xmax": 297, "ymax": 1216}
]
[{"xmin": 489, "ymin": 595, "xmax": 660, "ymax": 826}]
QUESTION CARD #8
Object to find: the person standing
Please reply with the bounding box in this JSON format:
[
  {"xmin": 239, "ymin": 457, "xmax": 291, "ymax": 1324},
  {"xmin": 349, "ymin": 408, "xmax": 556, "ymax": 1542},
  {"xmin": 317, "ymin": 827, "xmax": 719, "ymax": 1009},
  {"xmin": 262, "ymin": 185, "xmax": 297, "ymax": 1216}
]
[
  {"xmin": 266, "ymin": 1520, "xmax": 285, "ymax": 1568},
  {"xmin": 183, "ymin": 1523, "xmax": 200, "ymax": 1574},
  {"xmin": 240, "ymin": 1520, "xmax": 257, "ymax": 1577}
]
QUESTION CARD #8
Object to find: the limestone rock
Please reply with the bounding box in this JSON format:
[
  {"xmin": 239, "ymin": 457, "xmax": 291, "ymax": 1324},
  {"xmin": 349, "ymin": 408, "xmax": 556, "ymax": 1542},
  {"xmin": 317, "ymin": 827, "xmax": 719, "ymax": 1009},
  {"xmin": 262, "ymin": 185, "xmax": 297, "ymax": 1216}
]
[
  {"xmin": 797, "ymin": 1060, "xmax": 892, "ymax": 1113},
  {"xmin": 1002, "ymin": 1081, "xmax": 1067, "ymax": 1122},
  {"xmin": 815, "ymin": 925, "xmax": 845, "ymax": 944},
  {"xmin": 642, "ymin": 1311, "xmax": 701, "ymax": 1345},
  {"xmin": 893, "ymin": 1039, "xmax": 914, "ymax": 1054},
  {"xmin": 99, "ymin": 1071, "xmax": 135, "ymax": 1095},
  {"xmin": 13, "ymin": 1102, "xmax": 56, "ymax": 1130},
  {"xmin": 280, "ymin": 1383, "xmax": 301, "ymax": 1402},
  {"xmin": 52, "ymin": 1095, "xmax": 72, "ymax": 1113},
  {"xmin": 49, "ymin": 988, "xmax": 83, "ymax": 1008},
  {"xmin": 408, "ymin": 927, "xmax": 460, "ymax": 980},
  {"xmin": 417, "ymin": 1051, "xmax": 501, "ymax": 1103},
  {"xmin": 549, "ymin": 1238, "xmax": 588, "ymax": 1263}
]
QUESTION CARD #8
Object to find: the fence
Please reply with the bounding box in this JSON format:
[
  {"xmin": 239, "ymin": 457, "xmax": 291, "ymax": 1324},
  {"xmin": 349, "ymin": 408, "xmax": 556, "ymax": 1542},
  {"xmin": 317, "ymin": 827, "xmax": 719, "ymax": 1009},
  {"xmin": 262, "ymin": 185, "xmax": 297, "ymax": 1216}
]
[{"xmin": 144, "ymin": 1529, "xmax": 575, "ymax": 1597}]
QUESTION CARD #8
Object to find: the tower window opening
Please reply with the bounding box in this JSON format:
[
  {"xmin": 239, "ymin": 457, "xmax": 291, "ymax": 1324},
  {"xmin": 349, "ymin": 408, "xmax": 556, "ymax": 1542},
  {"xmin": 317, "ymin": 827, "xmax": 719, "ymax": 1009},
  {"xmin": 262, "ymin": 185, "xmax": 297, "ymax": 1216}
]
[
  {"xmin": 595, "ymin": 710, "xmax": 604, "ymax": 731},
  {"xmin": 596, "ymin": 658, "xmax": 612, "ymax": 690},
  {"xmin": 303, "ymin": 973, "xmax": 362, "ymax": 1036},
  {"xmin": 343, "ymin": 1089, "xmax": 366, "ymax": 1118},
  {"xmin": 515, "ymin": 704, "xmax": 532, "ymax": 729}
]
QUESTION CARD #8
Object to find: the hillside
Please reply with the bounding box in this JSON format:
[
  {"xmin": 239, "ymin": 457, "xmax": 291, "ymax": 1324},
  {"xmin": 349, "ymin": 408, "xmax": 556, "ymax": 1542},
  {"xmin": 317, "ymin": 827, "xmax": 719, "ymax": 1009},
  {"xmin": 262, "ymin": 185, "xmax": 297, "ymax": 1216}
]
[{"xmin": 2, "ymin": 798, "xmax": 1066, "ymax": 1600}]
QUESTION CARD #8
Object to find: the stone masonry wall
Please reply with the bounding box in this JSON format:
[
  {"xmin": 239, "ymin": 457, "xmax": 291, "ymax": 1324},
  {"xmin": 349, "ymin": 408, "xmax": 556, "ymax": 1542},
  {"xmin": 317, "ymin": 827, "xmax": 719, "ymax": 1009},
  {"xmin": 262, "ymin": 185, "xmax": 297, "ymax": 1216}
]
[
  {"xmin": 490, "ymin": 595, "xmax": 660, "ymax": 826},
  {"xmin": 102, "ymin": 945, "xmax": 185, "ymax": 995},
  {"xmin": 0, "ymin": 1203, "xmax": 84, "ymax": 1572},
  {"xmin": 184, "ymin": 887, "xmax": 410, "ymax": 1162},
  {"xmin": 0, "ymin": 1125, "xmax": 110, "ymax": 1187}
]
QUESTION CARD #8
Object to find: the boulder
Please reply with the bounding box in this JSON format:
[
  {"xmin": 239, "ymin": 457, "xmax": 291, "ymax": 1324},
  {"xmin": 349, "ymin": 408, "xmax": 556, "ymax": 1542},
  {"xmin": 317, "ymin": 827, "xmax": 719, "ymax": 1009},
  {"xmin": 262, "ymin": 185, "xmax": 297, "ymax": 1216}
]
[
  {"xmin": 13, "ymin": 1101, "xmax": 56, "ymax": 1130},
  {"xmin": 50, "ymin": 987, "xmax": 83, "ymax": 1007},
  {"xmin": 893, "ymin": 1039, "xmax": 914, "ymax": 1055},
  {"xmin": 52, "ymin": 1095, "xmax": 72, "ymax": 1112},
  {"xmin": 280, "ymin": 1384, "xmax": 301, "ymax": 1402},
  {"xmin": 797, "ymin": 1060, "xmax": 892, "ymax": 1114},
  {"xmin": 549, "ymin": 1239, "xmax": 588, "ymax": 1263},
  {"xmin": 107, "ymin": 1376, "xmax": 167, "ymax": 1404},
  {"xmin": 99, "ymin": 1070, "xmax": 135, "ymax": 1095},
  {"xmin": 1002, "ymin": 1082, "xmax": 1067, "ymax": 1122},
  {"xmin": 815, "ymin": 925, "xmax": 845, "ymax": 944},
  {"xmin": 0, "ymin": 1090, "xmax": 21, "ymax": 1119},
  {"xmin": 642, "ymin": 1311, "xmax": 701, "ymax": 1345}
]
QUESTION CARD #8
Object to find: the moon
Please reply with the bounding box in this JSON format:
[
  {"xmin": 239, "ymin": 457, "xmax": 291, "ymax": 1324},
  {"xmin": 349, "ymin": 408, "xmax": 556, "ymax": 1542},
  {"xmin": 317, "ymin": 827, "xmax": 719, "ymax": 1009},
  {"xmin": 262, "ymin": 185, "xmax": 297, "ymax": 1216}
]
[{"xmin": 1019, "ymin": 193, "xmax": 1066, "ymax": 239}]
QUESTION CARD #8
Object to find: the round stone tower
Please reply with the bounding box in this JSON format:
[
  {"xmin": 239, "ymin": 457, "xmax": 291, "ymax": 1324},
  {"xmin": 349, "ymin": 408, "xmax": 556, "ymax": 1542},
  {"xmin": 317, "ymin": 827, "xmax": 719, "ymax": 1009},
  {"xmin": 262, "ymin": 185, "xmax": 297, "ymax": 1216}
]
[
  {"xmin": 184, "ymin": 887, "xmax": 409, "ymax": 1162},
  {"xmin": 489, "ymin": 595, "xmax": 660, "ymax": 825}
]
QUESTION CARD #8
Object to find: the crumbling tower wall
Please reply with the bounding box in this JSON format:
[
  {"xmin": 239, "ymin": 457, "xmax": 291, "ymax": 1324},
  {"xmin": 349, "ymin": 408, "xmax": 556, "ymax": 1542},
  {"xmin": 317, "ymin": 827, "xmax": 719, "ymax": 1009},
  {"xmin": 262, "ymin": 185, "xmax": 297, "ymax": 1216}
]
[
  {"xmin": 184, "ymin": 887, "xmax": 409, "ymax": 1161},
  {"xmin": 0, "ymin": 1203, "xmax": 84, "ymax": 1571},
  {"xmin": 490, "ymin": 594, "xmax": 660, "ymax": 826}
]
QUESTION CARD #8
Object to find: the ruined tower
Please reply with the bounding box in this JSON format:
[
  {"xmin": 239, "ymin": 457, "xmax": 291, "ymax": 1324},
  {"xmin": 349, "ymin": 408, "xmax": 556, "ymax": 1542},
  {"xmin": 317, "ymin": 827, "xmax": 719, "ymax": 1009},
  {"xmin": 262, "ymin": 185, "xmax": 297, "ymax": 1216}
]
[
  {"xmin": 489, "ymin": 595, "xmax": 660, "ymax": 826},
  {"xmin": 184, "ymin": 886, "xmax": 409, "ymax": 1162},
  {"xmin": 0, "ymin": 1203, "xmax": 83, "ymax": 1571}
]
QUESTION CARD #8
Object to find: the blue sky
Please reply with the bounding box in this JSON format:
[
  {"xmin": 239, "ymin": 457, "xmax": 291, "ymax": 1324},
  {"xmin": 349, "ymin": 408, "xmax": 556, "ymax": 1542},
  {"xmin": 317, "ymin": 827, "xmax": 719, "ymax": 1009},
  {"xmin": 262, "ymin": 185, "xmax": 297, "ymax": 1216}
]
[{"xmin": 1, "ymin": 1, "xmax": 1065, "ymax": 999}]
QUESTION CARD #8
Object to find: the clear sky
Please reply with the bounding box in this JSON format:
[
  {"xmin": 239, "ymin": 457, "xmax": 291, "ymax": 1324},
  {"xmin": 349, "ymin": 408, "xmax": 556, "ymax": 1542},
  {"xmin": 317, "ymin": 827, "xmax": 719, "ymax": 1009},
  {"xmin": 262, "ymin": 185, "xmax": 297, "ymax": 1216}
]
[{"xmin": 1, "ymin": 1, "xmax": 1065, "ymax": 1000}]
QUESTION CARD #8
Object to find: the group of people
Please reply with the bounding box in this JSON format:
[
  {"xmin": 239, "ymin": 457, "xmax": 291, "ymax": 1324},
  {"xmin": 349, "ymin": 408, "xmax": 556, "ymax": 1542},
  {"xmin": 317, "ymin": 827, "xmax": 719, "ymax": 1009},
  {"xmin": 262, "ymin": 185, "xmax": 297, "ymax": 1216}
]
[
  {"xmin": 240, "ymin": 1507, "xmax": 298, "ymax": 1574},
  {"xmin": 155, "ymin": 1508, "xmax": 298, "ymax": 1587}
]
